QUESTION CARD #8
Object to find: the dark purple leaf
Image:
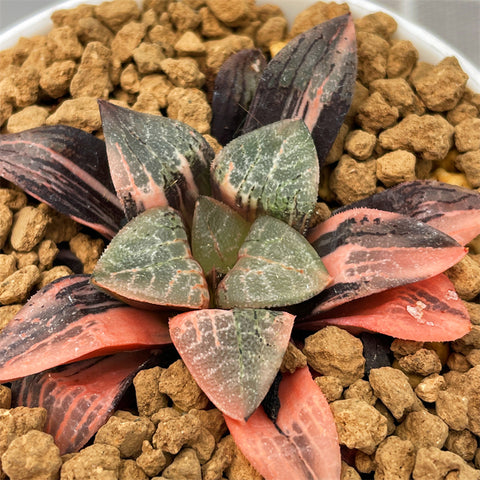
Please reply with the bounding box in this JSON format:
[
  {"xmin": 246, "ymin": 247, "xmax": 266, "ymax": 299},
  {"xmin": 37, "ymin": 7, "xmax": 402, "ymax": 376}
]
[
  {"xmin": 334, "ymin": 180, "xmax": 480, "ymax": 245},
  {"xmin": 307, "ymin": 208, "xmax": 467, "ymax": 311},
  {"xmin": 0, "ymin": 275, "xmax": 171, "ymax": 382},
  {"xmin": 0, "ymin": 125, "xmax": 124, "ymax": 239},
  {"xmin": 211, "ymin": 49, "xmax": 267, "ymax": 146},
  {"xmin": 12, "ymin": 351, "xmax": 156, "ymax": 454},
  {"xmin": 99, "ymin": 100, "xmax": 214, "ymax": 222},
  {"xmin": 242, "ymin": 14, "xmax": 357, "ymax": 165}
]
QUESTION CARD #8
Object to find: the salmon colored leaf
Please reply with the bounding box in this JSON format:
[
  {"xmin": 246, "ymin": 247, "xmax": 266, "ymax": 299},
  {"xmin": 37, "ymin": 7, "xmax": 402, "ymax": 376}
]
[
  {"xmin": 307, "ymin": 208, "xmax": 467, "ymax": 312},
  {"xmin": 225, "ymin": 366, "xmax": 341, "ymax": 480},
  {"xmin": 0, "ymin": 275, "xmax": 171, "ymax": 383},
  {"xmin": 169, "ymin": 308, "xmax": 294, "ymax": 421},
  {"xmin": 191, "ymin": 196, "xmax": 250, "ymax": 277},
  {"xmin": 92, "ymin": 207, "xmax": 209, "ymax": 309},
  {"xmin": 99, "ymin": 100, "xmax": 214, "ymax": 222},
  {"xmin": 12, "ymin": 350, "xmax": 156, "ymax": 454},
  {"xmin": 298, "ymin": 274, "xmax": 471, "ymax": 342},
  {"xmin": 211, "ymin": 119, "xmax": 319, "ymax": 232},
  {"xmin": 242, "ymin": 14, "xmax": 357, "ymax": 165},
  {"xmin": 334, "ymin": 180, "xmax": 480, "ymax": 245},
  {"xmin": 0, "ymin": 125, "xmax": 124, "ymax": 238},
  {"xmin": 216, "ymin": 215, "xmax": 331, "ymax": 309},
  {"xmin": 211, "ymin": 49, "xmax": 267, "ymax": 146}
]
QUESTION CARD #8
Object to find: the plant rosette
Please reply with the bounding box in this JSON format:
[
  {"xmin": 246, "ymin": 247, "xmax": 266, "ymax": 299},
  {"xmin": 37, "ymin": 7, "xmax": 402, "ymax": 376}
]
[{"xmin": 0, "ymin": 4, "xmax": 479, "ymax": 480}]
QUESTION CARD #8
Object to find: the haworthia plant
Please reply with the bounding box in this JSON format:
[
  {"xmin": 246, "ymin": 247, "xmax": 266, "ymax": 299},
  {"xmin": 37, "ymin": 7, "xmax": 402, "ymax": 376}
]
[
  {"xmin": 192, "ymin": 196, "xmax": 251, "ymax": 277},
  {"xmin": 99, "ymin": 100, "xmax": 214, "ymax": 222},
  {"xmin": 241, "ymin": 14, "xmax": 357, "ymax": 165},
  {"xmin": 92, "ymin": 207, "xmax": 209, "ymax": 309},
  {"xmin": 211, "ymin": 119, "xmax": 319, "ymax": 232},
  {"xmin": 211, "ymin": 49, "xmax": 267, "ymax": 146},
  {"xmin": 216, "ymin": 215, "xmax": 331, "ymax": 309},
  {"xmin": 169, "ymin": 308, "xmax": 294, "ymax": 421}
]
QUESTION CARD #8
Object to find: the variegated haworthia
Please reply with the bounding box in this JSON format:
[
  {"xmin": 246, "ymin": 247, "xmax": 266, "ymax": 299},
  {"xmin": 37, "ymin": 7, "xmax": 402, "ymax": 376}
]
[
  {"xmin": 211, "ymin": 119, "xmax": 319, "ymax": 232},
  {"xmin": 92, "ymin": 207, "xmax": 209, "ymax": 309}
]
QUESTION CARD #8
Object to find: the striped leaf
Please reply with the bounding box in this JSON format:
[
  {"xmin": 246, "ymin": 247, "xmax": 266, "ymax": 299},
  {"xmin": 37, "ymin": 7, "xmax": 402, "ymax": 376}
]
[
  {"xmin": 298, "ymin": 274, "xmax": 472, "ymax": 342},
  {"xmin": 92, "ymin": 207, "xmax": 209, "ymax": 309},
  {"xmin": 192, "ymin": 196, "xmax": 250, "ymax": 278},
  {"xmin": 242, "ymin": 14, "xmax": 357, "ymax": 165},
  {"xmin": 12, "ymin": 351, "xmax": 156, "ymax": 454},
  {"xmin": 334, "ymin": 180, "xmax": 480, "ymax": 246},
  {"xmin": 211, "ymin": 49, "xmax": 267, "ymax": 146},
  {"xmin": 99, "ymin": 100, "xmax": 214, "ymax": 223},
  {"xmin": 216, "ymin": 215, "xmax": 331, "ymax": 309},
  {"xmin": 307, "ymin": 208, "xmax": 467, "ymax": 312},
  {"xmin": 0, "ymin": 125, "xmax": 123, "ymax": 238},
  {"xmin": 0, "ymin": 275, "xmax": 171, "ymax": 383},
  {"xmin": 169, "ymin": 308, "xmax": 294, "ymax": 421},
  {"xmin": 211, "ymin": 119, "xmax": 319, "ymax": 232},
  {"xmin": 225, "ymin": 366, "xmax": 341, "ymax": 480}
]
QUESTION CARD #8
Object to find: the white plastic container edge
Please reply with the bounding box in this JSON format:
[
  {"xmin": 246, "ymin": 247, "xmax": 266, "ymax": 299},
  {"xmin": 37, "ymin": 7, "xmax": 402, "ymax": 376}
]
[{"xmin": 0, "ymin": 0, "xmax": 479, "ymax": 92}]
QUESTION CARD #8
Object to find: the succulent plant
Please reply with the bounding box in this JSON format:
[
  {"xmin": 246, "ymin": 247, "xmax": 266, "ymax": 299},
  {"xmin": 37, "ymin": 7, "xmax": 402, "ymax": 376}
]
[{"xmin": 0, "ymin": 12, "xmax": 478, "ymax": 480}]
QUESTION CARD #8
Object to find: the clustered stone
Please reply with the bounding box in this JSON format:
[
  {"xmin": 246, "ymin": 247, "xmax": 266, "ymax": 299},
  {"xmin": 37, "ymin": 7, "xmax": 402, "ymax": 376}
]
[{"xmin": 0, "ymin": 0, "xmax": 480, "ymax": 479}]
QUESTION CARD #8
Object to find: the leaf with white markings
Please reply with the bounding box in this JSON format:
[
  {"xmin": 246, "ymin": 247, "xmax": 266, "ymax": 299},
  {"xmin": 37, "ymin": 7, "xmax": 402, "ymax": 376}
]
[
  {"xmin": 211, "ymin": 119, "xmax": 319, "ymax": 232},
  {"xmin": 99, "ymin": 100, "xmax": 214, "ymax": 223},
  {"xmin": 169, "ymin": 308, "xmax": 294, "ymax": 421},
  {"xmin": 216, "ymin": 215, "xmax": 331, "ymax": 309},
  {"xmin": 192, "ymin": 196, "xmax": 250, "ymax": 278},
  {"xmin": 92, "ymin": 207, "xmax": 210, "ymax": 309}
]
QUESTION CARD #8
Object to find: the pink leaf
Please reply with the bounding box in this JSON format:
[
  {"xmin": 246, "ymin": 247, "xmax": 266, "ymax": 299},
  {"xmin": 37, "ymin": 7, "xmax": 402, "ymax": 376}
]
[
  {"xmin": 225, "ymin": 366, "xmax": 341, "ymax": 480},
  {"xmin": 0, "ymin": 275, "xmax": 171, "ymax": 382},
  {"xmin": 298, "ymin": 274, "xmax": 471, "ymax": 342}
]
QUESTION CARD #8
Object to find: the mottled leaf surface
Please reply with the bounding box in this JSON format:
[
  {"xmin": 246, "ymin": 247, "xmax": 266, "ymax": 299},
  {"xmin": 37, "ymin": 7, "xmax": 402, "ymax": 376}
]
[
  {"xmin": 0, "ymin": 275, "xmax": 171, "ymax": 382},
  {"xmin": 192, "ymin": 196, "xmax": 250, "ymax": 277},
  {"xmin": 92, "ymin": 207, "xmax": 209, "ymax": 309},
  {"xmin": 242, "ymin": 14, "xmax": 357, "ymax": 165},
  {"xmin": 212, "ymin": 49, "xmax": 267, "ymax": 146},
  {"xmin": 335, "ymin": 180, "xmax": 480, "ymax": 245},
  {"xmin": 12, "ymin": 351, "xmax": 155, "ymax": 454},
  {"xmin": 99, "ymin": 100, "xmax": 214, "ymax": 222},
  {"xmin": 0, "ymin": 125, "xmax": 123, "ymax": 238},
  {"xmin": 225, "ymin": 366, "xmax": 341, "ymax": 480},
  {"xmin": 307, "ymin": 208, "xmax": 467, "ymax": 312},
  {"xmin": 169, "ymin": 308, "xmax": 294, "ymax": 421},
  {"xmin": 211, "ymin": 119, "xmax": 319, "ymax": 232},
  {"xmin": 216, "ymin": 215, "xmax": 331, "ymax": 309},
  {"xmin": 298, "ymin": 274, "xmax": 471, "ymax": 342}
]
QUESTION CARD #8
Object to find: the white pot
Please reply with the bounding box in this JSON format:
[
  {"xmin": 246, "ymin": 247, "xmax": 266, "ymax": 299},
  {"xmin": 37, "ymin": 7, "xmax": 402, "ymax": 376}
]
[{"xmin": 0, "ymin": 0, "xmax": 479, "ymax": 92}]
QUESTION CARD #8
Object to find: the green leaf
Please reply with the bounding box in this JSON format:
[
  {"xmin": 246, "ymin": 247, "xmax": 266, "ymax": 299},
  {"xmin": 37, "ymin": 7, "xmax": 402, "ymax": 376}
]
[
  {"xmin": 211, "ymin": 119, "xmax": 319, "ymax": 232},
  {"xmin": 216, "ymin": 215, "xmax": 331, "ymax": 308},
  {"xmin": 99, "ymin": 100, "xmax": 214, "ymax": 223},
  {"xmin": 169, "ymin": 308, "xmax": 294, "ymax": 421},
  {"xmin": 192, "ymin": 196, "xmax": 250, "ymax": 277},
  {"xmin": 92, "ymin": 207, "xmax": 209, "ymax": 309}
]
